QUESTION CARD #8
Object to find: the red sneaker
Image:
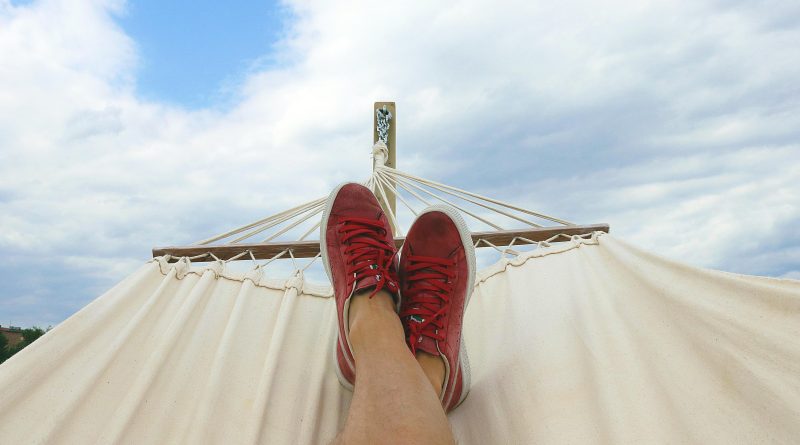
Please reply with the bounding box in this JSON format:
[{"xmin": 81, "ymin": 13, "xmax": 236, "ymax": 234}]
[
  {"xmin": 399, "ymin": 205, "xmax": 476, "ymax": 412},
  {"xmin": 321, "ymin": 182, "xmax": 400, "ymax": 390}
]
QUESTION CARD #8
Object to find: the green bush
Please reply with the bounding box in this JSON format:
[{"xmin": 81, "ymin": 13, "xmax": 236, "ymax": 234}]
[
  {"xmin": 0, "ymin": 326, "xmax": 48, "ymax": 365},
  {"xmin": 0, "ymin": 333, "xmax": 8, "ymax": 363}
]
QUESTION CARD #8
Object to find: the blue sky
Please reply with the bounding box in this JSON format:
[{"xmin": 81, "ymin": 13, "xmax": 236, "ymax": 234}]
[
  {"xmin": 118, "ymin": 0, "xmax": 288, "ymax": 108},
  {"xmin": 0, "ymin": 0, "xmax": 799, "ymax": 328}
]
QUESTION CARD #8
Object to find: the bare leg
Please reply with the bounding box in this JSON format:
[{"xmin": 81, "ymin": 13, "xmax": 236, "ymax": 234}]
[
  {"xmin": 332, "ymin": 290, "xmax": 454, "ymax": 445},
  {"xmin": 416, "ymin": 352, "xmax": 445, "ymax": 397}
]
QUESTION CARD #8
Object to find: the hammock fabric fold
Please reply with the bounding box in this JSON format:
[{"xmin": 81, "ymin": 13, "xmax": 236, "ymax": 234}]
[{"xmin": 1, "ymin": 234, "xmax": 798, "ymax": 443}]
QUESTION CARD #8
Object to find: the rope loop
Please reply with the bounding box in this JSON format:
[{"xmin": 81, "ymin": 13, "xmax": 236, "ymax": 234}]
[{"xmin": 372, "ymin": 141, "xmax": 389, "ymax": 169}]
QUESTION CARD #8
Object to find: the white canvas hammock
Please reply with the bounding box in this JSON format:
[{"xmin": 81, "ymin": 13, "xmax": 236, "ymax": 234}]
[
  {"xmin": 1, "ymin": 106, "xmax": 798, "ymax": 443},
  {"xmin": 1, "ymin": 233, "xmax": 798, "ymax": 443}
]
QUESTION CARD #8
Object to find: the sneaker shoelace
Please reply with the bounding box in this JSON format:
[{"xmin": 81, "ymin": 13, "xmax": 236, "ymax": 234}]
[
  {"xmin": 339, "ymin": 216, "xmax": 398, "ymax": 298},
  {"xmin": 400, "ymin": 255, "xmax": 456, "ymax": 354}
]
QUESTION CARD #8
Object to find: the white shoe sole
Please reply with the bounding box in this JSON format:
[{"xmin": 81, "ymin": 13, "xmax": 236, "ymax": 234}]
[
  {"xmin": 320, "ymin": 182, "xmax": 358, "ymax": 391},
  {"xmin": 413, "ymin": 204, "xmax": 475, "ymax": 410}
]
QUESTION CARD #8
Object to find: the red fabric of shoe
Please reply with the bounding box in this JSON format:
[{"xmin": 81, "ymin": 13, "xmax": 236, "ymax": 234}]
[
  {"xmin": 321, "ymin": 183, "xmax": 400, "ymax": 390},
  {"xmin": 399, "ymin": 205, "xmax": 476, "ymax": 412}
]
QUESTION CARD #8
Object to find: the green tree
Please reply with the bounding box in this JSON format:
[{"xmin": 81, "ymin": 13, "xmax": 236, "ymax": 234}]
[
  {"xmin": 0, "ymin": 332, "xmax": 8, "ymax": 364},
  {"xmin": 19, "ymin": 327, "xmax": 46, "ymax": 346},
  {"xmin": 1, "ymin": 326, "xmax": 48, "ymax": 364}
]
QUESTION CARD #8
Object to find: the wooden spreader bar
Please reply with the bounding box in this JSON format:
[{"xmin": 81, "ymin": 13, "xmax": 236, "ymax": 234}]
[{"xmin": 152, "ymin": 223, "xmax": 609, "ymax": 262}]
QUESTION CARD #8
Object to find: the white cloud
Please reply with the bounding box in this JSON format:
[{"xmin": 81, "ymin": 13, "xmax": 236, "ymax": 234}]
[
  {"xmin": 781, "ymin": 271, "xmax": 800, "ymax": 281},
  {"xmin": 1, "ymin": 0, "xmax": 799, "ymax": 325}
]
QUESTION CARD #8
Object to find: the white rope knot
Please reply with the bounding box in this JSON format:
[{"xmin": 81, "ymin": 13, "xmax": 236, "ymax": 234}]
[{"xmin": 372, "ymin": 141, "xmax": 389, "ymax": 169}]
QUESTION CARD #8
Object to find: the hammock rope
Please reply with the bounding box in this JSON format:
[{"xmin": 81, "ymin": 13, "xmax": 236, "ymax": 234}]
[{"xmin": 155, "ymin": 149, "xmax": 604, "ymax": 267}]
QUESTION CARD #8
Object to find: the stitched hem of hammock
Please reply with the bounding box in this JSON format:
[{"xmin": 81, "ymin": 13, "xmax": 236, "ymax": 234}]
[
  {"xmin": 148, "ymin": 231, "xmax": 605, "ymax": 298},
  {"xmin": 475, "ymin": 231, "xmax": 603, "ymax": 285}
]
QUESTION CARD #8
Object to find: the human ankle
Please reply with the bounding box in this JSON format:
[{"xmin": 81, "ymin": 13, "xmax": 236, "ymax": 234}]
[
  {"xmin": 416, "ymin": 351, "xmax": 446, "ymax": 397},
  {"xmin": 348, "ymin": 290, "xmax": 399, "ymax": 345},
  {"xmin": 349, "ymin": 289, "xmax": 396, "ymax": 325}
]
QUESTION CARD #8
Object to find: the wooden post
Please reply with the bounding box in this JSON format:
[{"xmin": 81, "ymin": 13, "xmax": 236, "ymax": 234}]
[{"xmin": 373, "ymin": 102, "xmax": 397, "ymax": 232}]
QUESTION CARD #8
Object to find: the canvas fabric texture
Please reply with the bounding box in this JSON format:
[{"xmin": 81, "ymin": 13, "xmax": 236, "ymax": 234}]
[{"xmin": 1, "ymin": 234, "xmax": 798, "ymax": 444}]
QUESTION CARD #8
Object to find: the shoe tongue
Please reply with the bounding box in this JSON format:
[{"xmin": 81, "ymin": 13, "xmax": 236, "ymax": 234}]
[
  {"xmin": 353, "ymin": 276, "xmax": 400, "ymax": 306},
  {"xmin": 406, "ymin": 315, "xmax": 440, "ymax": 356},
  {"xmin": 413, "ymin": 336, "xmax": 439, "ymax": 356},
  {"xmin": 353, "ymin": 275, "xmax": 380, "ymax": 294}
]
